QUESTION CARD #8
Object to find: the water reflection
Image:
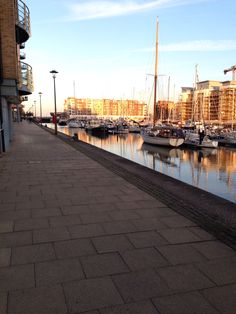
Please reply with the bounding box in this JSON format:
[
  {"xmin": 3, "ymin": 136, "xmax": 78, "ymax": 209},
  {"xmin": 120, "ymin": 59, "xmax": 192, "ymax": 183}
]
[
  {"xmin": 140, "ymin": 144, "xmax": 182, "ymax": 168},
  {"xmin": 56, "ymin": 124, "xmax": 236, "ymax": 203}
]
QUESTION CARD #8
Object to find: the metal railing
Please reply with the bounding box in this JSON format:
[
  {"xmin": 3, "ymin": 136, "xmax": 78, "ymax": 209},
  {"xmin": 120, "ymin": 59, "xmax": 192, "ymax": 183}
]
[
  {"xmin": 19, "ymin": 62, "xmax": 33, "ymax": 92},
  {"xmin": 16, "ymin": 0, "xmax": 31, "ymax": 36}
]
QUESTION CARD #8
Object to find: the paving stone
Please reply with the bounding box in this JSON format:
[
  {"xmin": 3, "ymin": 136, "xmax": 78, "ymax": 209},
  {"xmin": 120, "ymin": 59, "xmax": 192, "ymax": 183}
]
[
  {"xmin": 0, "ymin": 292, "xmax": 7, "ymax": 314},
  {"xmin": 95, "ymin": 195, "xmax": 120, "ymax": 204},
  {"xmin": 157, "ymin": 243, "xmax": 207, "ymax": 265},
  {"xmin": 92, "ymin": 235, "xmax": 133, "ymax": 253},
  {"xmin": 80, "ymin": 311, "xmax": 99, "ymax": 314},
  {"xmin": 0, "ymin": 231, "xmax": 32, "ymax": 248},
  {"xmin": 0, "ymin": 221, "xmax": 14, "ymax": 233},
  {"xmin": 127, "ymin": 231, "xmax": 168, "ymax": 248},
  {"xmin": 0, "ymin": 264, "xmax": 34, "ymax": 292},
  {"xmin": 100, "ymin": 300, "xmax": 159, "ymax": 314},
  {"xmin": 160, "ymin": 216, "xmax": 196, "ymax": 228},
  {"xmin": 130, "ymin": 218, "xmax": 168, "ymax": 231},
  {"xmin": 49, "ymin": 214, "xmax": 82, "ymax": 227},
  {"xmin": 8, "ymin": 285, "xmax": 67, "ymax": 314},
  {"xmin": 36, "ymin": 258, "xmax": 84, "ymax": 286},
  {"xmin": 62, "ymin": 204, "xmax": 92, "ymax": 215},
  {"xmin": 16, "ymin": 201, "xmax": 45, "ymax": 210},
  {"xmin": 0, "ymin": 210, "xmax": 31, "ymax": 221},
  {"xmin": 33, "ymin": 227, "xmax": 70, "ymax": 243},
  {"xmin": 121, "ymin": 247, "xmax": 169, "ymax": 271},
  {"xmin": 188, "ymin": 226, "xmax": 215, "ymax": 240},
  {"xmin": 153, "ymin": 291, "xmax": 218, "ymax": 314},
  {"xmin": 193, "ymin": 240, "xmax": 236, "ymax": 259},
  {"xmin": 0, "ymin": 248, "xmax": 11, "ymax": 267},
  {"xmin": 55, "ymin": 238, "xmax": 96, "ymax": 259},
  {"xmin": 88, "ymin": 202, "xmax": 117, "ymax": 213},
  {"xmin": 108, "ymin": 210, "xmax": 140, "ymax": 221},
  {"xmin": 102, "ymin": 221, "xmax": 136, "ymax": 234},
  {"xmin": 11, "ymin": 243, "xmax": 55, "ymax": 265},
  {"xmin": 136, "ymin": 199, "xmax": 167, "ymax": 209},
  {"xmin": 80, "ymin": 212, "xmax": 111, "ymax": 224},
  {"xmin": 14, "ymin": 218, "xmax": 49, "ymax": 231},
  {"xmin": 118, "ymin": 191, "xmax": 152, "ymax": 202},
  {"xmin": 195, "ymin": 257, "xmax": 236, "ymax": 285},
  {"xmin": 157, "ymin": 228, "xmax": 201, "ymax": 244},
  {"xmin": 134, "ymin": 207, "xmax": 178, "ymax": 218},
  {"xmin": 87, "ymin": 187, "xmax": 123, "ymax": 197},
  {"xmin": 156, "ymin": 264, "xmax": 215, "ymax": 293},
  {"xmin": 32, "ymin": 207, "xmax": 62, "ymax": 218},
  {"xmin": 69, "ymin": 224, "xmax": 105, "ymax": 239},
  {"xmin": 112, "ymin": 269, "xmax": 170, "ymax": 302},
  {"xmin": 64, "ymin": 277, "xmax": 123, "ymax": 313},
  {"xmin": 0, "ymin": 203, "xmax": 15, "ymax": 211},
  {"xmin": 202, "ymin": 284, "xmax": 236, "ymax": 314},
  {"xmin": 80, "ymin": 252, "xmax": 129, "ymax": 278}
]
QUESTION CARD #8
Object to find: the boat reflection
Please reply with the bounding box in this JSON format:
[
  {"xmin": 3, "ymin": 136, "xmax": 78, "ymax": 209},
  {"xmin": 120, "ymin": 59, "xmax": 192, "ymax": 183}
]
[
  {"xmin": 140, "ymin": 143, "xmax": 182, "ymax": 168},
  {"xmin": 196, "ymin": 148, "xmax": 217, "ymax": 163}
]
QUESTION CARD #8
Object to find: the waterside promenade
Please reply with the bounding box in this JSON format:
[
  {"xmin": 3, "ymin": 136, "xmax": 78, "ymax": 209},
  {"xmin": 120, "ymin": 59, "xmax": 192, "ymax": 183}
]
[{"xmin": 0, "ymin": 122, "xmax": 236, "ymax": 314}]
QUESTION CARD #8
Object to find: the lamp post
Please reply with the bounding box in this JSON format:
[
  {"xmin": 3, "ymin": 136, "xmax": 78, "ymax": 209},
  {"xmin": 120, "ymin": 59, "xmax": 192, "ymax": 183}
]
[
  {"xmin": 38, "ymin": 92, "xmax": 42, "ymax": 125},
  {"xmin": 50, "ymin": 70, "xmax": 58, "ymax": 135},
  {"xmin": 34, "ymin": 100, "xmax": 36, "ymax": 120}
]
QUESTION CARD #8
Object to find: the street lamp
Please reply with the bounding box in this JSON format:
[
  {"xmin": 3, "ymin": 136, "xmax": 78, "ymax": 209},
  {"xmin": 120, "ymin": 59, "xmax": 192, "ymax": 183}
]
[
  {"xmin": 50, "ymin": 70, "xmax": 58, "ymax": 135},
  {"xmin": 34, "ymin": 100, "xmax": 36, "ymax": 120},
  {"xmin": 38, "ymin": 92, "xmax": 43, "ymax": 125}
]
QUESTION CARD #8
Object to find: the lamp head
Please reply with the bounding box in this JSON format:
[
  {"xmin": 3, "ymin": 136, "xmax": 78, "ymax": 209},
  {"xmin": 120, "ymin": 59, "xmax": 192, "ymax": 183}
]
[{"xmin": 50, "ymin": 70, "xmax": 58, "ymax": 78}]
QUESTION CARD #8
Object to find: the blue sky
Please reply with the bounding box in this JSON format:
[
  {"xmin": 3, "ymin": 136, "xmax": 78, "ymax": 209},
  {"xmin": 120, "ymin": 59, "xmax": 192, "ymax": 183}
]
[{"xmin": 25, "ymin": 0, "xmax": 236, "ymax": 115}]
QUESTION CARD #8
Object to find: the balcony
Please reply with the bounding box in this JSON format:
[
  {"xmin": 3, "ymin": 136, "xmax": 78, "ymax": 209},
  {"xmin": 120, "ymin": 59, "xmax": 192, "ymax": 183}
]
[
  {"xmin": 15, "ymin": 0, "xmax": 31, "ymax": 44},
  {"xmin": 20, "ymin": 52, "xmax": 26, "ymax": 60},
  {"xmin": 18, "ymin": 62, "xmax": 33, "ymax": 95}
]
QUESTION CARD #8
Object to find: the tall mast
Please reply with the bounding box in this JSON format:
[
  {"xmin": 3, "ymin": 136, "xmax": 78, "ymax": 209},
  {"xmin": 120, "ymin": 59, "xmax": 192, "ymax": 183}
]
[
  {"xmin": 191, "ymin": 64, "xmax": 199, "ymax": 123},
  {"xmin": 153, "ymin": 18, "xmax": 159, "ymax": 125},
  {"xmin": 73, "ymin": 80, "xmax": 76, "ymax": 115}
]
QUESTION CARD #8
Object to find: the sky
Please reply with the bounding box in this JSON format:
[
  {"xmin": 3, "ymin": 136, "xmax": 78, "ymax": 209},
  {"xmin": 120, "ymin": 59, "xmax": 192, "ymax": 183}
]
[{"xmin": 24, "ymin": 0, "xmax": 236, "ymax": 115}]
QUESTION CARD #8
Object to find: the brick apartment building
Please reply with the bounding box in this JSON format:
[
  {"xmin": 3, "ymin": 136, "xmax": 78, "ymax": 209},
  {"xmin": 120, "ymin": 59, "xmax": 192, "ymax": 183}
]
[
  {"xmin": 178, "ymin": 80, "xmax": 236, "ymax": 125},
  {"xmin": 64, "ymin": 97, "xmax": 147, "ymax": 119},
  {"xmin": 0, "ymin": 0, "xmax": 33, "ymax": 151}
]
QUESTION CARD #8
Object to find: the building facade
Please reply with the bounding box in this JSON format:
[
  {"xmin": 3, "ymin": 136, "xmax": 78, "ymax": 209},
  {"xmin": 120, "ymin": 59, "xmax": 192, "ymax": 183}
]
[
  {"xmin": 0, "ymin": 0, "xmax": 33, "ymax": 152},
  {"xmin": 178, "ymin": 80, "xmax": 236, "ymax": 126},
  {"xmin": 64, "ymin": 97, "xmax": 147, "ymax": 119}
]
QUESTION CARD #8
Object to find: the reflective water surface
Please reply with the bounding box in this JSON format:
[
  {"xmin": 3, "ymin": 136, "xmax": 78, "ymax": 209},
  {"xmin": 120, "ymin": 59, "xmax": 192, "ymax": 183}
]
[{"xmin": 53, "ymin": 125, "xmax": 236, "ymax": 204}]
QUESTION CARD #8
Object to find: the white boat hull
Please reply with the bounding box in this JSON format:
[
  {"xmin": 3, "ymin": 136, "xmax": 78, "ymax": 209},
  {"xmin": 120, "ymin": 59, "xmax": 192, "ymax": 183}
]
[
  {"xmin": 142, "ymin": 134, "xmax": 184, "ymax": 147},
  {"xmin": 184, "ymin": 134, "xmax": 218, "ymax": 148},
  {"xmin": 199, "ymin": 140, "xmax": 218, "ymax": 148},
  {"xmin": 68, "ymin": 122, "xmax": 80, "ymax": 128}
]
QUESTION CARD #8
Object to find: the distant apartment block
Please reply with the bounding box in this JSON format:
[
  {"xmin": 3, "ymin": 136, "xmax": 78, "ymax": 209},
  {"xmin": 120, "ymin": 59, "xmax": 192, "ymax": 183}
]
[
  {"xmin": 177, "ymin": 80, "xmax": 236, "ymax": 125},
  {"xmin": 0, "ymin": 0, "xmax": 33, "ymax": 151},
  {"xmin": 64, "ymin": 97, "xmax": 147, "ymax": 119}
]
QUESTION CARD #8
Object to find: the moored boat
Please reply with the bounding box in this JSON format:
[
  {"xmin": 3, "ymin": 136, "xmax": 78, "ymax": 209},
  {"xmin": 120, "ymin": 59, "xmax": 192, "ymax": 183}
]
[
  {"xmin": 141, "ymin": 126, "xmax": 185, "ymax": 147},
  {"xmin": 58, "ymin": 118, "xmax": 67, "ymax": 126},
  {"xmin": 184, "ymin": 132, "xmax": 218, "ymax": 148},
  {"xmin": 85, "ymin": 120, "xmax": 108, "ymax": 134},
  {"xmin": 68, "ymin": 120, "xmax": 80, "ymax": 128}
]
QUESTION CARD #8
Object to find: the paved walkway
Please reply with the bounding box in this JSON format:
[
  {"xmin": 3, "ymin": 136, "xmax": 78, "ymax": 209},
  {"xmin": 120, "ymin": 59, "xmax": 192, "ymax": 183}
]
[{"xmin": 0, "ymin": 121, "xmax": 236, "ymax": 314}]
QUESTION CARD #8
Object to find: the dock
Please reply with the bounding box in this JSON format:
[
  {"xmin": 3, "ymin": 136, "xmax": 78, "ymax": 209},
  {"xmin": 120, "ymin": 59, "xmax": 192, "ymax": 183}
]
[{"xmin": 0, "ymin": 121, "xmax": 236, "ymax": 313}]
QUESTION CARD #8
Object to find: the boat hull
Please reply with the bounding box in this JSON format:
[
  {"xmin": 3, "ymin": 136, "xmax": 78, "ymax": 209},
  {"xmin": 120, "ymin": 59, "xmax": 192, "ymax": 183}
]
[{"xmin": 142, "ymin": 134, "xmax": 184, "ymax": 147}]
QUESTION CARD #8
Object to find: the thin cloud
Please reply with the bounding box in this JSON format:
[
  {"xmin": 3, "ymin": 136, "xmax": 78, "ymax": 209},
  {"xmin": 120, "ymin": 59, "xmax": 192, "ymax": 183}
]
[
  {"xmin": 135, "ymin": 40, "xmax": 236, "ymax": 52},
  {"xmin": 65, "ymin": 0, "xmax": 209, "ymax": 21}
]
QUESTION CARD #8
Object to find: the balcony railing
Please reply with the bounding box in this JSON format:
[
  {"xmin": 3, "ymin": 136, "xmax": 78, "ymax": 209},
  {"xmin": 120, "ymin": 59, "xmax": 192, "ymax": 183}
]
[
  {"xmin": 16, "ymin": 0, "xmax": 31, "ymax": 43},
  {"xmin": 19, "ymin": 62, "xmax": 33, "ymax": 95}
]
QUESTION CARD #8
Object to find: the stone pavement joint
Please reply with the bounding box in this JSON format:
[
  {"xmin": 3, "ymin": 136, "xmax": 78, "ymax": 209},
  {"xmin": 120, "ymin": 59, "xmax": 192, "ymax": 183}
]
[{"xmin": 0, "ymin": 121, "xmax": 235, "ymax": 313}]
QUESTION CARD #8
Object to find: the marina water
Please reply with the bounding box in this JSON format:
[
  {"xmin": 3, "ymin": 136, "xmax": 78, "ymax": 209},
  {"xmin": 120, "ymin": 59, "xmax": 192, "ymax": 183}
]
[{"xmin": 50, "ymin": 124, "xmax": 236, "ymax": 204}]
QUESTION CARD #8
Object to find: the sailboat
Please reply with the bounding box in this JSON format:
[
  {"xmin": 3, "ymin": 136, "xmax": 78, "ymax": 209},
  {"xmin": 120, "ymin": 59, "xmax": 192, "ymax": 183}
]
[{"xmin": 141, "ymin": 19, "xmax": 185, "ymax": 147}]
